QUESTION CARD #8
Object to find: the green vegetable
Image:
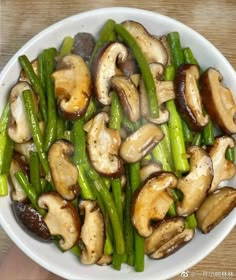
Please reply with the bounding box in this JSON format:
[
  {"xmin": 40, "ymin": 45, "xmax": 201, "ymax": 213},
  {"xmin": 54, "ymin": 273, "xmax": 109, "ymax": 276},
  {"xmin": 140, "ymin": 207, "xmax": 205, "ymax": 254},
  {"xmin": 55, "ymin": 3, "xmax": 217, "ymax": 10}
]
[
  {"xmin": 42, "ymin": 48, "xmax": 57, "ymax": 151},
  {"xmin": 59, "ymin": 36, "xmax": 74, "ymax": 58},
  {"xmin": 76, "ymin": 164, "xmax": 95, "ymax": 200},
  {"xmin": 128, "ymin": 162, "xmax": 145, "ymax": 272},
  {"xmin": 19, "ymin": 55, "xmax": 47, "ymax": 121},
  {"xmin": 185, "ymin": 213, "xmax": 197, "ymax": 229},
  {"xmin": 164, "ymin": 67, "xmax": 189, "ymax": 173},
  {"xmin": 181, "ymin": 119, "xmax": 193, "ymax": 143},
  {"xmin": 115, "ymin": 23, "xmax": 159, "ymax": 118},
  {"xmin": 192, "ymin": 132, "xmax": 202, "ymax": 146},
  {"xmin": 167, "ymin": 32, "xmax": 184, "ymax": 70},
  {"xmin": 183, "ymin": 47, "xmax": 198, "ymax": 65},
  {"xmin": 14, "ymin": 171, "xmax": 46, "ymax": 216},
  {"xmin": 22, "ymin": 89, "xmax": 49, "ymax": 174},
  {"xmin": 29, "ymin": 151, "xmax": 41, "ymax": 195},
  {"xmin": 90, "ymin": 19, "xmax": 116, "ymax": 64}
]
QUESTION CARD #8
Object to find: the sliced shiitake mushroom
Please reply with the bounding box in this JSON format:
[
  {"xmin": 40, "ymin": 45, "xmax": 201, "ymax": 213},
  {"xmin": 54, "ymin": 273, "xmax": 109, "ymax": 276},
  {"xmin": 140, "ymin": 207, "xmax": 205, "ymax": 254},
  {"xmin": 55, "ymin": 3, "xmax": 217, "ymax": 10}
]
[
  {"xmin": 14, "ymin": 141, "xmax": 36, "ymax": 163},
  {"xmin": 208, "ymin": 136, "xmax": 236, "ymax": 193},
  {"xmin": 132, "ymin": 172, "xmax": 178, "ymax": 237},
  {"xmin": 118, "ymin": 53, "xmax": 139, "ymax": 77},
  {"xmin": 110, "ymin": 75, "xmax": 140, "ymax": 122},
  {"xmin": 72, "ymin": 32, "xmax": 96, "ymax": 62},
  {"xmin": 48, "ymin": 140, "xmax": 79, "ymax": 200},
  {"xmin": 12, "ymin": 201, "xmax": 51, "ymax": 241},
  {"xmin": 79, "ymin": 200, "xmax": 104, "ymax": 265},
  {"xmin": 145, "ymin": 217, "xmax": 194, "ymax": 259},
  {"xmin": 85, "ymin": 112, "xmax": 124, "ymax": 178},
  {"xmin": 8, "ymin": 82, "xmax": 38, "ymax": 143},
  {"xmin": 200, "ymin": 67, "xmax": 236, "ymax": 134},
  {"xmin": 196, "ymin": 187, "xmax": 236, "ymax": 233},
  {"xmin": 140, "ymin": 63, "xmax": 175, "ymax": 124},
  {"xmin": 38, "ymin": 192, "xmax": 80, "ymax": 250},
  {"xmin": 140, "ymin": 162, "xmax": 162, "ymax": 182},
  {"xmin": 52, "ymin": 54, "xmax": 91, "ymax": 120},
  {"xmin": 91, "ymin": 42, "xmax": 128, "ymax": 105},
  {"xmin": 122, "ymin": 21, "xmax": 168, "ymax": 65},
  {"xmin": 176, "ymin": 146, "xmax": 213, "ymax": 216},
  {"xmin": 120, "ymin": 123, "xmax": 164, "ymax": 163},
  {"xmin": 175, "ymin": 64, "xmax": 209, "ymax": 131}
]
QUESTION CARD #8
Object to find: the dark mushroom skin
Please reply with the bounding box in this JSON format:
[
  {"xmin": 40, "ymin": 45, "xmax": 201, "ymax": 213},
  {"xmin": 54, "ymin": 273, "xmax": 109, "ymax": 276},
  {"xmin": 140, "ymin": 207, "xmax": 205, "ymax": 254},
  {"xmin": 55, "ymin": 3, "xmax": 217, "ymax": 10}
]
[
  {"xmin": 196, "ymin": 187, "xmax": 236, "ymax": 233},
  {"xmin": 72, "ymin": 32, "xmax": 96, "ymax": 62},
  {"xmin": 148, "ymin": 228, "xmax": 195, "ymax": 259},
  {"xmin": 175, "ymin": 64, "xmax": 209, "ymax": 131},
  {"xmin": 48, "ymin": 140, "xmax": 79, "ymax": 200},
  {"xmin": 110, "ymin": 75, "xmax": 140, "ymax": 122},
  {"xmin": 200, "ymin": 67, "xmax": 236, "ymax": 134},
  {"xmin": 12, "ymin": 201, "xmax": 51, "ymax": 241},
  {"xmin": 118, "ymin": 53, "xmax": 140, "ymax": 77}
]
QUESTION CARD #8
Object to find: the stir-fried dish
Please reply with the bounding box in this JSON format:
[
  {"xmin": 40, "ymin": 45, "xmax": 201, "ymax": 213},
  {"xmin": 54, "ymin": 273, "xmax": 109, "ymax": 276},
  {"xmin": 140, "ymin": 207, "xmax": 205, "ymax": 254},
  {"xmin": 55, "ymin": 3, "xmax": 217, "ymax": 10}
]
[{"xmin": 0, "ymin": 19, "xmax": 236, "ymax": 272}]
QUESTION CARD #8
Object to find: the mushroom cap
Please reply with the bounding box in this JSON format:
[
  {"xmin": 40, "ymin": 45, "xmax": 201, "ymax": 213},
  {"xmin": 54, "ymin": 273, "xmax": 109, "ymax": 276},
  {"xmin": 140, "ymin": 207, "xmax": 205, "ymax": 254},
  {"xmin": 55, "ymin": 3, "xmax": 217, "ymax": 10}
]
[
  {"xmin": 110, "ymin": 75, "xmax": 140, "ymax": 122},
  {"xmin": 175, "ymin": 64, "xmax": 209, "ymax": 131},
  {"xmin": 48, "ymin": 140, "xmax": 79, "ymax": 200},
  {"xmin": 145, "ymin": 217, "xmax": 185, "ymax": 255},
  {"xmin": 120, "ymin": 123, "xmax": 164, "ymax": 163},
  {"xmin": 196, "ymin": 187, "xmax": 236, "ymax": 233},
  {"xmin": 200, "ymin": 67, "xmax": 236, "ymax": 134},
  {"xmin": 140, "ymin": 162, "xmax": 162, "ymax": 183},
  {"xmin": 38, "ymin": 192, "xmax": 80, "ymax": 250},
  {"xmin": 208, "ymin": 136, "xmax": 236, "ymax": 193},
  {"xmin": 132, "ymin": 172, "xmax": 178, "ymax": 237},
  {"xmin": 140, "ymin": 63, "xmax": 175, "ymax": 124},
  {"xmin": 176, "ymin": 145, "xmax": 213, "ymax": 216},
  {"xmin": 91, "ymin": 42, "xmax": 128, "ymax": 105},
  {"xmin": 122, "ymin": 21, "xmax": 168, "ymax": 65},
  {"xmin": 8, "ymin": 82, "xmax": 37, "ymax": 143},
  {"xmin": 79, "ymin": 200, "xmax": 104, "ymax": 264},
  {"xmin": 85, "ymin": 112, "xmax": 124, "ymax": 178},
  {"xmin": 52, "ymin": 54, "xmax": 91, "ymax": 120}
]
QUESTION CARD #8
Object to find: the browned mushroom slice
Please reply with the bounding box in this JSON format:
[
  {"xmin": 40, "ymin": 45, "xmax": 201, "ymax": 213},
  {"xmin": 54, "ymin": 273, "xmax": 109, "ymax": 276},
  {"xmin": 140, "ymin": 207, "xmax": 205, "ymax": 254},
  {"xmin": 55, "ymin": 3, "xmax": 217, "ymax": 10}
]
[
  {"xmin": 97, "ymin": 255, "xmax": 113, "ymax": 266},
  {"xmin": 132, "ymin": 172, "xmax": 178, "ymax": 237},
  {"xmin": 110, "ymin": 75, "xmax": 140, "ymax": 122},
  {"xmin": 175, "ymin": 64, "xmax": 209, "ymax": 131},
  {"xmin": 145, "ymin": 217, "xmax": 185, "ymax": 255},
  {"xmin": 38, "ymin": 192, "xmax": 80, "ymax": 250},
  {"xmin": 140, "ymin": 162, "xmax": 162, "ymax": 182},
  {"xmin": 92, "ymin": 42, "xmax": 128, "ymax": 105},
  {"xmin": 120, "ymin": 123, "xmax": 164, "ymax": 163},
  {"xmin": 52, "ymin": 54, "xmax": 91, "ymax": 120},
  {"xmin": 200, "ymin": 68, "xmax": 236, "ymax": 134},
  {"xmin": 79, "ymin": 200, "xmax": 104, "ymax": 264},
  {"xmin": 14, "ymin": 141, "xmax": 36, "ymax": 163},
  {"xmin": 145, "ymin": 217, "xmax": 194, "ymax": 259},
  {"xmin": 48, "ymin": 140, "xmax": 79, "ymax": 200},
  {"xmin": 85, "ymin": 112, "xmax": 124, "ymax": 177},
  {"xmin": 196, "ymin": 187, "xmax": 236, "ymax": 233},
  {"xmin": 140, "ymin": 63, "xmax": 175, "ymax": 124},
  {"xmin": 176, "ymin": 146, "xmax": 213, "ymax": 216},
  {"xmin": 122, "ymin": 21, "xmax": 168, "ymax": 65},
  {"xmin": 118, "ymin": 53, "xmax": 139, "ymax": 77},
  {"xmin": 72, "ymin": 32, "xmax": 96, "ymax": 62},
  {"xmin": 208, "ymin": 136, "xmax": 236, "ymax": 193},
  {"xmin": 8, "ymin": 82, "xmax": 37, "ymax": 143},
  {"xmin": 148, "ymin": 228, "xmax": 195, "ymax": 259},
  {"xmin": 12, "ymin": 201, "xmax": 51, "ymax": 241}
]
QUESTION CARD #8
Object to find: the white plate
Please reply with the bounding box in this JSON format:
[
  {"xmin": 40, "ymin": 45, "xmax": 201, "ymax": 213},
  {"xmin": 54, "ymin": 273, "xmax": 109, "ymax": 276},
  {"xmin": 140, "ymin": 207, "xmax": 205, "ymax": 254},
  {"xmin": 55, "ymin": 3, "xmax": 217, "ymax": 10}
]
[{"xmin": 0, "ymin": 7, "xmax": 235, "ymax": 280}]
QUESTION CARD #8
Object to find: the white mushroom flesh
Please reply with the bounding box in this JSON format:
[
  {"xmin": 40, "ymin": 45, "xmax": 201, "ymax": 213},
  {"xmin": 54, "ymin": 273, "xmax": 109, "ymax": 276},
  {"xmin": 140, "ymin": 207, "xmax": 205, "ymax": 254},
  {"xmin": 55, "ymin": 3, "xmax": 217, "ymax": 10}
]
[
  {"xmin": 38, "ymin": 192, "xmax": 80, "ymax": 250},
  {"xmin": 79, "ymin": 200, "xmax": 104, "ymax": 264}
]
